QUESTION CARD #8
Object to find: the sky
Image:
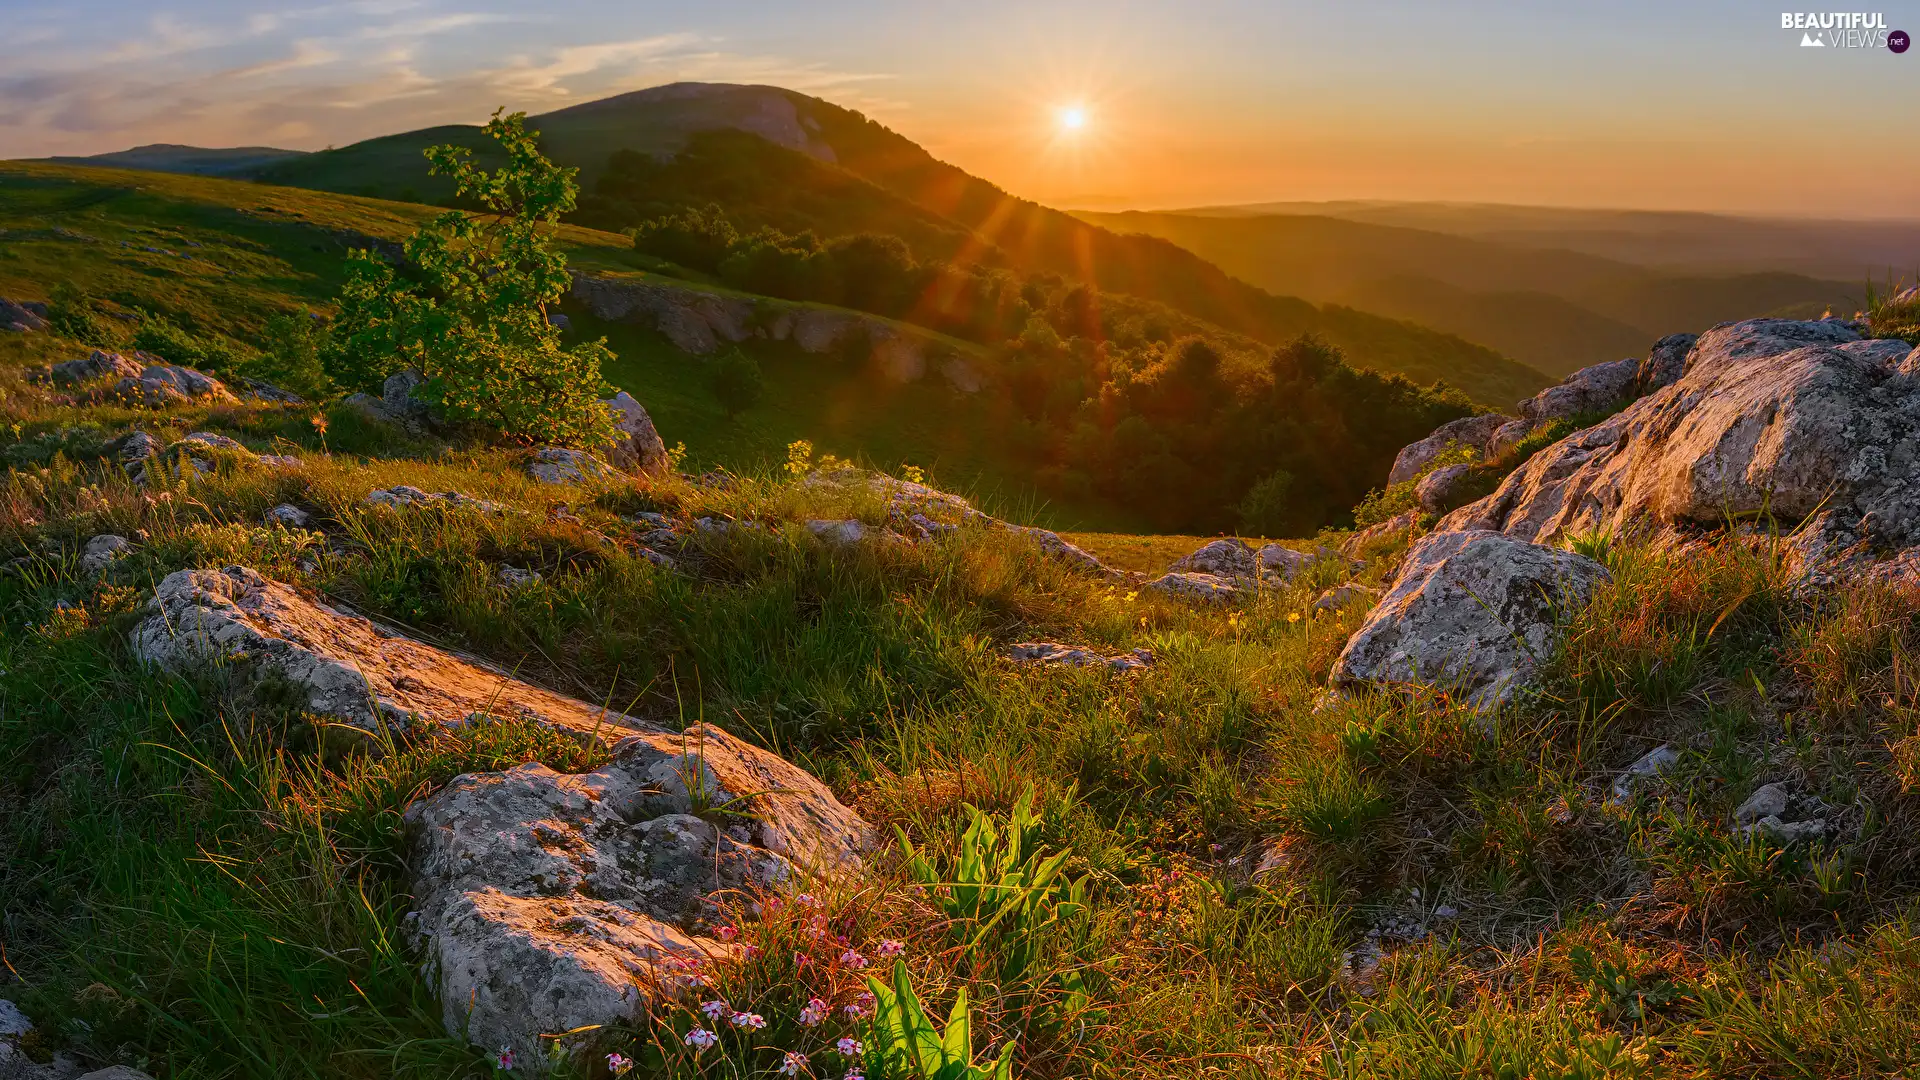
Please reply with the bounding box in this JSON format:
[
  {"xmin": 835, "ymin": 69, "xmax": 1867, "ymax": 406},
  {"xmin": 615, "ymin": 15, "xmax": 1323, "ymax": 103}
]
[{"xmin": 2, "ymin": 0, "xmax": 1917, "ymax": 217}]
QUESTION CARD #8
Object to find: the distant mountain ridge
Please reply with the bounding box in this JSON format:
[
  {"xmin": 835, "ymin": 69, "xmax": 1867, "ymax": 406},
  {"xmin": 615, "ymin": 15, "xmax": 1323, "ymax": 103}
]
[{"xmin": 49, "ymin": 143, "xmax": 307, "ymax": 177}]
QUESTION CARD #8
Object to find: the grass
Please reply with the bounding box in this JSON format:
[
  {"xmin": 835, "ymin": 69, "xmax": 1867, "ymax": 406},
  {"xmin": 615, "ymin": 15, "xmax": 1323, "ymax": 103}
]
[{"xmin": 8, "ymin": 358, "xmax": 1920, "ymax": 1078}]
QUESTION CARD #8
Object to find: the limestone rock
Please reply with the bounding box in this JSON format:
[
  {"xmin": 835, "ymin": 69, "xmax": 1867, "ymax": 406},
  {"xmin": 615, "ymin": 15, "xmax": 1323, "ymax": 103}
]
[
  {"xmin": 1388, "ymin": 413, "xmax": 1513, "ymax": 486},
  {"xmin": 111, "ymin": 363, "xmax": 237, "ymax": 407},
  {"xmin": 114, "ymin": 431, "xmax": 161, "ymax": 464},
  {"xmin": 1170, "ymin": 538, "xmax": 1257, "ymax": 579},
  {"xmin": 1609, "ymin": 744, "xmax": 1679, "ymax": 805},
  {"xmin": 382, "ymin": 370, "xmax": 431, "ymax": 423},
  {"xmin": 1144, "ymin": 571, "xmax": 1242, "ymax": 604},
  {"xmin": 80, "ymin": 534, "xmax": 131, "ymax": 573},
  {"xmin": 1487, "ymin": 418, "xmax": 1536, "ymax": 459},
  {"xmin": 131, "ymin": 567, "xmax": 643, "ymax": 744},
  {"xmin": 1341, "ymin": 510, "xmax": 1422, "ymax": 560},
  {"xmin": 1004, "ymin": 525, "xmax": 1122, "ymax": 579},
  {"xmin": 1314, "ymin": 582, "xmax": 1382, "ymax": 612},
  {"xmin": 366, "ymin": 486, "xmax": 510, "ymax": 514},
  {"xmin": 600, "ymin": 392, "xmax": 670, "ymax": 475},
  {"xmin": 1008, "ymin": 642, "xmax": 1154, "ymax": 673},
  {"xmin": 497, "ymin": 566, "xmax": 542, "ymax": 589},
  {"xmin": 264, "ymin": 504, "xmax": 310, "ymax": 528},
  {"xmin": 0, "ymin": 299, "xmax": 48, "ymax": 333},
  {"xmin": 1733, "ymin": 783, "xmax": 1790, "ymax": 825},
  {"xmin": 238, "ymin": 376, "xmax": 306, "ymax": 405},
  {"xmin": 44, "ymin": 350, "xmax": 145, "ymax": 386},
  {"xmin": 527, "ymin": 448, "xmax": 616, "ymax": 485},
  {"xmin": 1517, "ymin": 357, "xmax": 1640, "ymax": 423},
  {"xmin": 0, "ymin": 1001, "xmax": 28, "ymax": 1040},
  {"xmin": 1331, "ymin": 530, "xmax": 1611, "ymax": 710},
  {"xmin": 1636, "ymin": 333, "xmax": 1699, "ymax": 394},
  {"xmin": 806, "ymin": 519, "xmax": 868, "ymax": 545},
  {"xmin": 1256, "ymin": 544, "xmax": 1313, "ymax": 582},
  {"xmin": 1415, "ymin": 463, "xmax": 1477, "ymax": 514},
  {"xmin": 405, "ymin": 723, "xmax": 871, "ymax": 1070},
  {"xmin": 1440, "ymin": 318, "xmax": 1920, "ymax": 549}
]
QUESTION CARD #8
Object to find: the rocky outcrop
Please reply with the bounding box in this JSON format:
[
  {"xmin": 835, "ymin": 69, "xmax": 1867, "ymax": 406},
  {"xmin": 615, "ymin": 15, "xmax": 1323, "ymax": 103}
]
[
  {"xmin": 405, "ymin": 723, "xmax": 871, "ymax": 1071},
  {"xmin": 527, "ymin": 448, "xmax": 616, "ymax": 485},
  {"xmin": 366, "ymin": 486, "xmax": 512, "ymax": 514},
  {"xmin": 0, "ymin": 299, "xmax": 48, "ymax": 333},
  {"xmin": 1257, "ymin": 544, "xmax": 1313, "ymax": 582},
  {"xmin": 1415, "ymin": 463, "xmax": 1477, "ymax": 514},
  {"xmin": 1341, "ymin": 511, "xmax": 1423, "ymax": 559},
  {"xmin": 1331, "ymin": 530, "xmax": 1611, "ymax": 710},
  {"xmin": 568, "ymin": 274, "xmax": 981, "ymax": 394},
  {"xmin": 1009, "ymin": 642, "xmax": 1154, "ymax": 673},
  {"xmin": 1517, "ymin": 357, "xmax": 1640, "ymax": 423},
  {"xmin": 131, "ymin": 567, "xmax": 642, "ymax": 744},
  {"xmin": 1170, "ymin": 539, "xmax": 1257, "ymax": 579},
  {"xmin": 80, "ymin": 534, "xmax": 131, "ymax": 573},
  {"xmin": 1388, "ymin": 413, "xmax": 1513, "ymax": 485},
  {"xmin": 2, "ymin": 999, "xmax": 156, "ymax": 1080},
  {"xmin": 1143, "ymin": 572, "xmax": 1242, "ymax": 603},
  {"xmin": 1636, "ymin": 333, "xmax": 1699, "ymax": 394},
  {"xmin": 1437, "ymin": 319, "xmax": 1920, "ymax": 561},
  {"xmin": 1314, "ymin": 582, "xmax": 1382, "ymax": 612},
  {"xmin": 33, "ymin": 352, "xmax": 240, "ymax": 408},
  {"xmin": 600, "ymin": 392, "xmax": 670, "ymax": 475}
]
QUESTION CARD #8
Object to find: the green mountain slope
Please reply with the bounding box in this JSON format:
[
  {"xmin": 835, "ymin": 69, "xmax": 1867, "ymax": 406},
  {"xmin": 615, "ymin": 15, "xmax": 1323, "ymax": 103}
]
[
  {"xmin": 223, "ymin": 83, "xmax": 1549, "ymax": 408},
  {"xmin": 1077, "ymin": 210, "xmax": 1856, "ymax": 375},
  {"xmin": 50, "ymin": 142, "xmax": 308, "ymax": 177}
]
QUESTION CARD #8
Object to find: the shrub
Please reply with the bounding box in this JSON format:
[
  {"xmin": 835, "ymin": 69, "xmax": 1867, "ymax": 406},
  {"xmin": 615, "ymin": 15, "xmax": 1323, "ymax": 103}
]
[
  {"xmin": 1865, "ymin": 276, "xmax": 1920, "ymax": 345},
  {"xmin": 628, "ymin": 203, "xmax": 739, "ymax": 274},
  {"xmin": 131, "ymin": 311, "xmax": 251, "ymax": 373},
  {"xmin": 249, "ymin": 311, "xmax": 333, "ymax": 399},
  {"xmin": 710, "ymin": 348, "xmax": 765, "ymax": 419},
  {"xmin": 46, "ymin": 283, "xmax": 118, "ymax": 347},
  {"xmin": 322, "ymin": 109, "xmax": 616, "ymax": 447},
  {"xmin": 1236, "ymin": 469, "xmax": 1298, "ymax": 537}
]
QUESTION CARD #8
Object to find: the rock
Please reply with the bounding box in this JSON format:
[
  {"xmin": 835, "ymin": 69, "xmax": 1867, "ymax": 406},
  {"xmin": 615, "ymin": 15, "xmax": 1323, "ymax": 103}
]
[
  {"xmin": 871, "ymin": 329, "xmax": 925, "ymax": 383},
  {"xmin": 80, "ymin": 534, "xmax": 131, "ymax": 573},
  {"xmin": 257, "ymin": 454, "xmax": 301, "ymax": 468},
  {"xmin": 546, "ymin": 311, "xmax": 572, "ymax": 332},
  {"xmin": 1835, "ymin": 337, "xmax": 1918, "ymax": 366},
  {"xmin": 0, "ymin": 1001, "xmax": 28, "ymax": 1040},
  {"xmin": 238, "ymin": 376, "xmax": 305, "ymax": 405},
  {"xmin": 176, "ymin": 431, "xmax": 247, "ymax": 455},
  {"xmin": 1415, "ymin": 463, "xmax": 1477, "ymax": 514},
  {"xmin": 1443, "ymin": 319, "xmax": 1920, "ymax": 553},
  {"xmin": 1340, "ymin": 510, "xmax": 1422, "ymax": 560},
  {"xmin": 264, "ymin": 504, "xmax": 310, "ymax": 528},
  {"xmin": 1733, "ymin": 782, "xmax": 1790, "ymax": 825},
  {"xmin": 1486, "ymin": 418, "xmax": 1536, "ymax": 459},
  {"xmin": 111, "ymin": 363, "xmax": 237, "ymax": 407},
  {"xmin": 1004, "ymin": 525, "xmax": 1123, "ymax": 579},
  {"xmin": 806, "ymin": 519, "xmax": 868, "ymax": 545},
  {"xmin": 569, "ymin": 275, "xmax": 757, "ymax": 355},
  {"xmin": 1008, "ymin": 642, "xmax": 1154, "ymax": 673},
  {"xmin": 0, "ymin": 299, "xmax": 49, "ymax": 333},
  {"xmin": 1256, "ymin": 544, "xmax": 1312, "ymax": 582},
  {"xmin": 940, "ymin": 356, "xmax": 984, "ymax": 394},
  {"xmin": 1143, "ymin": 571, "xmax": 1242, "ymax": 604},
  {"xmin": 497, "ymin": 566, "xmax": 542, "ymax": 589},
  {"xmin": 406, "ymin": 723, "xmax": 871, "ymax": 1070},
  {"xmin": 1170, "ymin": 538, "xmax": 1257, "ymax": 579},
  {"xmin": 1636, "ymin": 333, "xmax": 1699, "ymax": 394},
  {"xmin": 1866, "ymin": 548, "xmax": 1920, "ymax": 589},
  {"xmin": 527, "ymin": 447, "xmax": 616, "ymax": 485},
  {"xmin": 366, "ymin": 486, "xmax": 510, "ymax": 514},
  {"xmin": 44, "ymin": 350, "xmax": 145, "ymax": 386},
  {"xmin": 132, "ymin": 567, "xmax": 642, "ymax": 743},
  {"xmin": 114, "ymin": 431, "xmax": 161, "ymax": 464},
  {"xmin": 77, "ymin": 1071, "xmax": 155, "ymax": 1080},
  {"xmin": 1609, "ymin": 744, "xmax": 1679, "ymax": 805},
  {"xmin": 1388, "ymin": 413, "xmax": 1514, "ymax": 485},
  {"xmin": 1517, "ymin": 357, "xmax": 1641, "ymax": 424},
  {"xmin": 599, "ymin": 392, "xmax": 670, "ymax": 475},
  {"xmin": 382, "ymin": 369, "xmax": 431, "ymax": 423},
  {"xmin": 1314, "ymin": 582, "xmax": 1382, "ymax": 612},
  {"xmin": 1331, "ymin": 530, "xmax": 1611, "ymax": 710}
]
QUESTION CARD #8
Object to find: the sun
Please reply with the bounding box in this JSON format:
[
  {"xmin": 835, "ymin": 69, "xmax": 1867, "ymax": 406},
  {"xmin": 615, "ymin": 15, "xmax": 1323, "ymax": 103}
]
[{"xmin": 1057, "ymin": 105, "xmax": 1087, "ymax": 132}]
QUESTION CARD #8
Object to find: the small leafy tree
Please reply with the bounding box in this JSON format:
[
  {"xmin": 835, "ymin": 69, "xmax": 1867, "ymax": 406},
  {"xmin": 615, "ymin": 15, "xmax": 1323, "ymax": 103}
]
[
  {"xmin": 323, "ymin": 109, "xmax": 615, "ymax": 446},
  {"xmin": 252, "ymin": 311, "xmax": 333, "ymax": 399},
  {"xmin": 710, "ymin": 348, "xmax": 764, "ymax": 419}
]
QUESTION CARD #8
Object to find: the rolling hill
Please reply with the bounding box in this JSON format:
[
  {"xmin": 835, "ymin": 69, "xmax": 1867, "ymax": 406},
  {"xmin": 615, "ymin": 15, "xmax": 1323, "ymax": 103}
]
[
  {"xmin": 48, "ymin": 143, "xmax": 308, "ymax": 177},
  {"xmin": 1077, "ymin": 209, "xmax": 1860, "ymax": 375},
  {"xmin": 46, "ymin": 83, "xmax": 1550, "ymax": 409}
]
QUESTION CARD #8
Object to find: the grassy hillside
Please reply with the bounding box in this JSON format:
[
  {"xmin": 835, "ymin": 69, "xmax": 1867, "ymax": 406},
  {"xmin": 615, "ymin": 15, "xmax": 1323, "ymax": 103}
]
[
  {"xmin": 1079, "ymin": 210, "xmax": 1857, "ymax": 376},
  {"xmin": 206, "ymin": 83, "xmax": 1550, "ymax": 409},
  {"xmin": 49, "ymin": 143, "xmax": 307, "ymax": 177}
]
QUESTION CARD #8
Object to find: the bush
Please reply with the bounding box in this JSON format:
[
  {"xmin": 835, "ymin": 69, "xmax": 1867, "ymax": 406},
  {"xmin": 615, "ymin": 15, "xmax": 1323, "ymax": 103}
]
[
  {"xmin": 131, "ymin": 312, "xmax": 252, "ymax": 373},
  {"xmin": 250, "ymin": 311, "xmax": 334, "ymax": 399},
  {"xmin": 47, "ymin": 283, "xmax": 119, "ymax": 348},
  {"xmin": 710, "ymin": 348, "xmax": 764, "ymax": 419},
  {"xmin": 321, "ymin": 109, "xmax": 616, "ymax": 447},
  {"xmin": 628, "ymin": 203, "xmax": 738, "ymax": 274},
  {"xmin": 1236, "ymin": 469, "xmax": 1298, "ymax": 537}
]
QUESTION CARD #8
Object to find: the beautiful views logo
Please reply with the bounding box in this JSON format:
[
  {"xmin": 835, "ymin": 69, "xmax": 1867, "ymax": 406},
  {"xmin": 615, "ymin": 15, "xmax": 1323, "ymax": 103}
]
[{"xmin": 1781, "ymin": 11, "xmax": 1908, "ymax": 48}]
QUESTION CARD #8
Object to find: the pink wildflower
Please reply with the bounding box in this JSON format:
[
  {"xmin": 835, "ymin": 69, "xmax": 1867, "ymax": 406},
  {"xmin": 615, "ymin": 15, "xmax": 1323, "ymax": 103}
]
[
  {"xmin": 798, "ymin": 997, "xmax": 829, "ymax": 1026},
  {"xmin": 729, "ymin": 1011, "xmax": 767, "ymax": 1030},
  {"xmin": 836, "ymin": 1037, "xmax": 864, "ymax": 1058},
  {"xmin": 606, "ymin": 1051, "xmax": 634, "ymax": 1076},
  {"xmin": 715, "ymin": 925, "xmax": 738, "ymax": 942},
  {"xmin": 700, "ymin": 999, "xmax": 729, "ymax": 1020},
  {"xmin": 495, "ymin": 1046, "xmax": 515, "ymax": 1070},
  {"xmin": 839, "ymin": 949, "xmax": 869, "ymax": 969},
  {"xmin": 796, "ymin": 893, "xmax": 820, "ymax": 907},
  {"xmin": 684, "ymin": 1027, "xmax": 718, "ymax": 1053},
  {"xmin": 778, "ymin": 1050, "xmax": 809, "ymax": 1076},
  {"xmin": 875, "ymin": 940, "xmax": 904, "ymax": 958}
]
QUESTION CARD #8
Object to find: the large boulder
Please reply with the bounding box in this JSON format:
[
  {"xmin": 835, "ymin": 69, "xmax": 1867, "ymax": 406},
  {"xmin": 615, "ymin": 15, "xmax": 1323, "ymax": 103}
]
[
  {"xmin": 406, "ymin": 723, "xmax": 871, "ymax": 1072},
  {"xmin": 131, "ymin": 567, "xmax": 642, "ymax": 744},
  {"xmin": 1517, "ymin": 357, "xmax": 1640, "ymax": 423},
  {"xmin": 1415, "ymin": 463, "xmax": 1478, "ymax": 514},
  {"xmin": 1438, "ymin": 319, "xmax": 1920, "ymax": 553},
  {"xmin": 1331, "ymin": 530, "xmax": 1611, "ymax": 710},
  {"xmin": 1636, "ymin": 332, "xmax": 1699, "ymax": 394},
  {"xmin": 1170, "ymin": 538, "xmax": 1257, "ymax": 579},
  {"xmin": 42, "ymin": 350, "xmax": 144, "ymax": 386},
  {"xmin": 1388, "ymin": 413, "xmax": 1514, "ymax": 485},
  {"xmin": 600, "ymin": 391, "xmax": 670, "ymax": 475},
  {"xmin": 0, "ymin": 299, "xmax": 48, "ymax": 333},
  {"xmin": 526, "ymin": 447, "xmax": 616, "ymax": 485}
]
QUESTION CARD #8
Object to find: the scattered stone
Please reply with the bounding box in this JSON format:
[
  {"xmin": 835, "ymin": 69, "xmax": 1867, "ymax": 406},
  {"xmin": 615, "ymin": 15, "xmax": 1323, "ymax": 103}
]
[
  {"xmin": 112, "ymin": 363, "xmax": 237, "ymax": 407},
  {"xmin": 174, "ymin": 431, "xmax": 249, "ymax": 456},
  {"xmin": 1609, "ymin": 744, "xmax": 1680, "ymax": 805},
  {"xmin": 0, "ymin": 299, "xmax": 49, "ymax": 333},
  {"xmin": 1170, "ymin": 538, "xmax": 1257, "ymax": 579},
  {"xmin": 238, "ymin": 377, "xmax": 305, "ymax": 405},
  {"xmin": 80, "ymin": 534, "xmax": 131, "ymax": 573},
  {"xmin": 635, "ymin": 547, "xmax": 677, "ymax": 571},
  {"xmin": 365, "ymin": 486, "xmax": 510, "ymax": 514},
  {"xmin": 1256, "ymin": 543, "xmax": 1312, "ymax": 582},
  {"xmin": 1143, "ymin": 571, "xmax": 1242, "ymax": 604},
  {"xmin": 1487, "ymin": 418, "xmax": 1536, "ymax": 459},
  {"xmin": 1440, "ymin": 319, "xmax": 1920, "ymax": 553},
  {"xmin": 257, "ymin": 454, "xmax": 301, "ymax": 468},
  {"xmin": 1331, "ymin": 530, "xmax": 1611, "ymax": 711},
  {"xmin": 806, "ymin": 519, "xmax": 868, "ymax": 545},
  {"xmin": 1314, "ymin": 582, "xmax": 1382, "ymax": 612},
  {"xmin": 497, "ymin": 566, "xmax": 542, "ymax": 589},
  {"xmin": 264, "ymin": 499, "xmax": 309, "ymax": 526},
  {"xmin": 1388, "ymin": 413, "xmax": 1514, "ymax": 485},
  {"xmin": 1733, "ymin": 783, "xmax": 1790, "ymax": 825},
  {"xmin": 382, "ymin": 369, "xmax": 431, "ymax": 423},
  {"xmin": 527, "ymin": 447, "xmax": 617, "ymax": 485},
  {"xmin": 1004, "ymin": 524, "xmax": 1125, "ymax": 579},
  {"xmin": 41, "ymin": 350, "xmax": 146, "ymax": 386},
  {"xmin": 1636, "ymin": 332, "xmax": 1699, "ymax": 393},
  {"xmin": 546, "ymin": 311, "xmax": 573, "ymax": 331},
  {"xmin": 405, "ymin": 723, "xmax": 872, "ymax": 1069},
  {"xmin": 0, "ymin": 1000, "xmax": 29, "ymax": 1039},
  {"xmin": 1517, "ymin": 356, "xmax": 1641, "ymax": 423},
  {"xmin": 600, "ymin": 391, "xmax": 670, "ymax": 475},
  {"xmin": 132, "ymin": 567, "xmax": 639, "ymax": 743},
  {"xmin": 114, "ymin": 431, "xmax": 161, "ymax": 464},
  {"xmin": 1340, "ymin": 510, "xmax": 1422, "ymax": 560},
  {"xmin": 1008, "ymin": 641, "xmax": 1154, "ymax": 673}
]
